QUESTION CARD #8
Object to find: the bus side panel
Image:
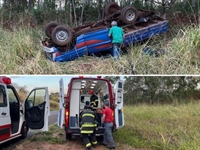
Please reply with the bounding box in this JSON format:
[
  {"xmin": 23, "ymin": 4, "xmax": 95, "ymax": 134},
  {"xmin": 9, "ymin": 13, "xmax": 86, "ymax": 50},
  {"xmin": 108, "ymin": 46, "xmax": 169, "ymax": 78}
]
[{"xmin": 0, "ymin": 124, "xmax": 11, "ymax": 141}]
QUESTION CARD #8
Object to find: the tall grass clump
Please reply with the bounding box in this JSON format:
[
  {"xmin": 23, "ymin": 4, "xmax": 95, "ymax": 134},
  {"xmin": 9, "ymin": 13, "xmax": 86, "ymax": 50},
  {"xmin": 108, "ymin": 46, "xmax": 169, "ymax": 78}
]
[
  {"xmin": 0, "ymin": 0, "xmax": 200, "ymax": 74},
  {"xmin": 118, "ymin": 24, "xmax": 200, "ymax": 74},
  {"xmin": 0, "ymin": 27, "xmax": 66, "ymax": 74},
  {"xmin": 1, "ymin": 24, "xmax": 200, "ymax": 74},
  {"xmin": 114, "ymin": 102, "xmax": 200, "ymax": 150}
]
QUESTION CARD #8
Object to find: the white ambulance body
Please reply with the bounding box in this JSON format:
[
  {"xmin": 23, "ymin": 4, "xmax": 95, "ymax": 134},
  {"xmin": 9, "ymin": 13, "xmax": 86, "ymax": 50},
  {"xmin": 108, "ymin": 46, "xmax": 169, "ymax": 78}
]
[
  {"xmin": 58, "ymin": 76, "xmax": 124, "ymax": 140},
  {"xmin": 0, "ymin": 76, "xmax": 50, "ymax": 144}
]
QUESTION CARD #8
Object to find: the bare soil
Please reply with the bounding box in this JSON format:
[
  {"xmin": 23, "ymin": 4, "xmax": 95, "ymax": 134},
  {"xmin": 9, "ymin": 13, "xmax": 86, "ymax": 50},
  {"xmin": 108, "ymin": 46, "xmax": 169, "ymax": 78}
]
[
  {"xmin": 9, "ymin": 125, "xmax": 149, "ymax": 150},
  {"xmin": 13, "ymin": 136, "xmax": 147, "ymax": 150}
]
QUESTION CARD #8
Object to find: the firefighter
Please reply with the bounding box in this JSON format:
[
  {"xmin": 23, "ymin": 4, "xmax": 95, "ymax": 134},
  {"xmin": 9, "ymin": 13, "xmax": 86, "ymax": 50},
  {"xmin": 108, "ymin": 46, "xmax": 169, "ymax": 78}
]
[
  {"xmin": 88, "ymin": 90, "xmax": 98, "ymax": 111},
  {"xmin": 80, "ymin": 107, "xmax": 98, "ymax": 150}
]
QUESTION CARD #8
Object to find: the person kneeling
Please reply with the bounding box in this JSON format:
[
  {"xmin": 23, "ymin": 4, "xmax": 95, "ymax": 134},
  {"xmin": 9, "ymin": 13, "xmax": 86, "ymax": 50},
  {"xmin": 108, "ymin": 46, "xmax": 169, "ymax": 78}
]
[{"xmin": 80, "ymin": 107, "xmax": 98, "ymax": 150}]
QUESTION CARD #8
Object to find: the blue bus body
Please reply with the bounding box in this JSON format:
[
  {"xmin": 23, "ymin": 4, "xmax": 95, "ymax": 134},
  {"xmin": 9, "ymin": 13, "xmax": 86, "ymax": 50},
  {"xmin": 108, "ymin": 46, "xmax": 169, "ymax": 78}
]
[{"xmin": 42, "ymin": 20, "xmax": 168, "ymax": 62}]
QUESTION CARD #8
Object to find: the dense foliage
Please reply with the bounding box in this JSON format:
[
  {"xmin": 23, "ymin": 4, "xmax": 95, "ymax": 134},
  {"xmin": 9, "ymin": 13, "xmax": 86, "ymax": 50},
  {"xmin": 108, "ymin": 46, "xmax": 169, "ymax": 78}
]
[
  {"xmin": 0, "ymin": 0, "xmax": 199, "ymax": 30},
  {"xmin": 123, "ymin": 76, "xmax": 200, "ymax": 104}
]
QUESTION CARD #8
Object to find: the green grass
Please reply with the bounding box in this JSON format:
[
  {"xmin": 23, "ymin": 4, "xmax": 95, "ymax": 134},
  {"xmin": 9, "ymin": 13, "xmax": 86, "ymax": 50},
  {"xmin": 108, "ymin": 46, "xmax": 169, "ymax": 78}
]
[
  {"xmin": 114, "ymin": 102, "xmax": 200, "ymax": 150},
  {"xmin": 29, "ymin": 124, "xmax": 66, "ymax": 144},
  {"xmin": 1, "ymin": 23, "xmax": 200, "ymax": 74},
  {"xmin": 25, "ymin": 103, "xmax": 200, "ymax": 149}
]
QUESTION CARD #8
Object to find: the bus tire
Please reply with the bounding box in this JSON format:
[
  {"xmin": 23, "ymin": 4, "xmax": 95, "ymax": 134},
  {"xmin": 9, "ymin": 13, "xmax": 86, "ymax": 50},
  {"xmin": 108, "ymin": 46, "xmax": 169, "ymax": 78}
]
[
  {"xmin": 44, "ymin": 21, "xmax": 59, "ymax": 38},
  {"xmin": 104, "ymin": 2, "xmax": 120, "ymax": 16},
  {"xmin": 120, "ymin": 6, "xmax": 138, "ymax": 24},
  {"xmin": 52, "ymin": 25, "xmax": 73, "ymax": 46},
  {"xmin": 21, "ymin": 124, "xmax": 28, "ymax": 139}
]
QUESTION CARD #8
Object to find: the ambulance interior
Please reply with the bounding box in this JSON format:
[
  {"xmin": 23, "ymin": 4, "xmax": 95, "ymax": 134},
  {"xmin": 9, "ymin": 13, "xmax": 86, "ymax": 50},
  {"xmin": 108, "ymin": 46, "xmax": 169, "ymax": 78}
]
[{"xmin": 69, "ymin": 79, "xmax": 110, "ymax": 128}]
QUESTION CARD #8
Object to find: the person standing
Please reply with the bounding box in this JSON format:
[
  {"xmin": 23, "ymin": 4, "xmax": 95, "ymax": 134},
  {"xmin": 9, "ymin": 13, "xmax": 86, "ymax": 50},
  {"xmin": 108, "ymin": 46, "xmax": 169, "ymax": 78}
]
[
  {"xmin": 89, "ymin": 90, "xmax": 102, "ymax": 126},
  {"xmin": 80, "ymin": 108, "xmax": 98, "ymax": 150},
  {"xmin": 102, "ymin": 101, "xmax": 115, "ymax": 149},
  {"xmin": 89, "ymin": 90, "xmax": 99, "ymax": 111},
  {"xmin": 108, "ymin": 21, "xmax": 124, "ymax": 61}
]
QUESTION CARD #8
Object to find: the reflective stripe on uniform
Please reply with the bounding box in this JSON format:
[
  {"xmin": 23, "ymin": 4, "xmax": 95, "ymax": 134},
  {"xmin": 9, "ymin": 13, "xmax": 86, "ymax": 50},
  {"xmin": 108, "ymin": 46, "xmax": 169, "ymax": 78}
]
[
  {"xmin": 82, "ymin": 124, "xmax": 97, "ymax": 127},
  {"xmin": 82, "ymin": 114, "xmax": 95, "ymax": 118},
  {"xmin": 90, "ymin": 100, "xmax": 98, "ymax": 104},
  {"xmin": 86, "ymin": 143, "xmax": 92, "ymax": 148},
  {"xmin": 90, "ymin": 101, "xmax": 95, "ymax": 105},
  {"xmin": 92, "ymin": 141, "xmax": 97, "ymax": 145},
  {"xmin": 81, "ymin": 130, "xmax": 94, "ymax": 134}
]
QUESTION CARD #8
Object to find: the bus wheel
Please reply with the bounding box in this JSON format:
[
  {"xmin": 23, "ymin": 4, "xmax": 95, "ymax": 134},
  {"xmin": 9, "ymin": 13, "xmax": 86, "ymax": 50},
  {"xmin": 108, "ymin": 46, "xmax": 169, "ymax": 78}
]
[
  {"xmin": 52, "ymin": 25, "xmax": 73, "ymax": 46},
  {"xmin": 44, "ymin": 21, "xmax": 59, "ymax": 38},
  {"xmin": 104, "ymin": 2, "xmax": 120, "ymax": 16},
  {"xmin": 21, "ymin": 124, "xmax": 28, "ymax": 139},
  {"xmin": 120, "ymin": 6, "xmax": 138, "ymax": 24}
]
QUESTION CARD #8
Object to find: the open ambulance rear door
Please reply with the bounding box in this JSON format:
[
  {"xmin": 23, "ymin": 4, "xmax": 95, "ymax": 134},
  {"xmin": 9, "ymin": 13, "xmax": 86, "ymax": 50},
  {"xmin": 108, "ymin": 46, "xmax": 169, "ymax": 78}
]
[
  {"xmin": 24, "ymin": 87, "xmax": 50, "ymax": 132},
  {"xmin": 114, "ymin": 80, "xmax": 124, "ymax": 129},
  {"xmin": 58, "ymin": 78, "xmax": 65, "ymax": 128}
]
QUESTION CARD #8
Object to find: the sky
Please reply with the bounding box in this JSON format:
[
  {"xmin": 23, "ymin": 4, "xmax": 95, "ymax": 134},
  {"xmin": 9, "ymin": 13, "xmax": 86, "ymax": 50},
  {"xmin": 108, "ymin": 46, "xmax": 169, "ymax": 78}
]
[
  {"xmin": 8, "ymin": 75, "xmax": 72, "ymax": 93},
  {"xmin": 7, "ymin": 75, "xmax": 124, "ymax": 93}
]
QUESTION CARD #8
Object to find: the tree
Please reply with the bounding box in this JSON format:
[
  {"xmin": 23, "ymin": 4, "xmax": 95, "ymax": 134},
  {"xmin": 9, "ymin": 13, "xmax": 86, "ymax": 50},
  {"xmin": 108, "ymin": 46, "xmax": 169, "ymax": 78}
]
[
  {"xmin": 123, "ymin": 76, "xmax": 200, "ymax": 105},
  {"xmin": 49, "ymin": 92, "xmax": 59, "ymax": 102},
  {"xmin": 104, "ymin": 76, "xmax": 120, "ymax": 84},
  {"xmin": 12, "ymin": 83, "xmax": 29, "ymax": 101}
]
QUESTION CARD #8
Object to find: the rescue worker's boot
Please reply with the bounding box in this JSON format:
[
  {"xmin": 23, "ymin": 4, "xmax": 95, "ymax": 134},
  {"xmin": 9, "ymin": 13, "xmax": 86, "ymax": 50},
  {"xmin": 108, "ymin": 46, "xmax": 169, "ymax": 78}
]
[{"xmin": 86, "ymin": 147, "xmax": 92, "ymax": 150}]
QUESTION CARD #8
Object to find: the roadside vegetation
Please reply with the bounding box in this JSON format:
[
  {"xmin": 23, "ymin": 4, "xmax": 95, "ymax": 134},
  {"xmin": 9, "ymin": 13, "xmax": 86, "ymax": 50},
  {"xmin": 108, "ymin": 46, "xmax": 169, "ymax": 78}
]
[
  {"xmin": 1, "ymin": 23, "xmax": 200, "ymax": 74},
  {"xmin": 12, "ymin": 83, "xmax": 59, "ymax": 110},
  {"xmin": 115, "ymin": 103, "xmax": 200, "ymax": 150},
  {"xmin": 0, "ymin": 1, "xmax": 200, "ymax": 74},
  {"xmin": 29, "ymin": 124, "xmax": 66, "ymax": 144},
  {"xmin": 14, "ymin": 102, "xmax": 200, "ymax": 150}
]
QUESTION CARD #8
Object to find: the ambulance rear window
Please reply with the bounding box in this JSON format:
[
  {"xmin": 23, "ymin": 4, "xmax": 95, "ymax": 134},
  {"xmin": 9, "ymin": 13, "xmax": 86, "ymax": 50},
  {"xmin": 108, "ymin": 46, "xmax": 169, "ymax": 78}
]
[
  {"xmin": 0, "ymin": 85, "xmax": 7, "ymax": 107},
  {"xmin": 118, "ymin": 82, "xmax": 122, "ymax": 89}
]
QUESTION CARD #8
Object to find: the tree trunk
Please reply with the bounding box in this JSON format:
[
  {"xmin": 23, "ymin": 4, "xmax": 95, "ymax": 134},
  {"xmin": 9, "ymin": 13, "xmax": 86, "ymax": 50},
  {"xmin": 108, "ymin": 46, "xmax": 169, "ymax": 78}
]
[
  {"xmin": 52, "ymin": 0, "xmax": 56, "ymax": 9},
  {"xmin": 80, "ymin": 4, "xmax": 84, "ymax": 25},
  {"xmin": 28, "ymin": 0, "xmax": 34, "ymax": 9},
  {"xmin": 44, "ymin": 0, "xmax": 48, "ymax": 9},
  {"xmin": 97, "ymin": 0, "xmax": 103, "ymax": 20},
  {"xmin": 72, "ymin": 0, "xmax": 77, "ymax": 26},
  {"xmin": 22, "ymin": 0, "xmax": 27, "ymax": 10}
]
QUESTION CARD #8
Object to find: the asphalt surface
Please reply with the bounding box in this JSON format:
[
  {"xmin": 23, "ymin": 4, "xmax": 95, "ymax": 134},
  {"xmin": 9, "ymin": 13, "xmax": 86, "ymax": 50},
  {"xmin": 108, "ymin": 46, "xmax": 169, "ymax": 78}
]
[{"xmin": 0, "ymin": 111, "xmax": 59, "ymax": 150}]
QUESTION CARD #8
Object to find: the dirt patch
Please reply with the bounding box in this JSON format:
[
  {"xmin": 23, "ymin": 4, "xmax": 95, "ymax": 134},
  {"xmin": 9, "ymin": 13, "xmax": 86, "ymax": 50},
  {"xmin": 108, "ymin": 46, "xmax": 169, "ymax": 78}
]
[
  {"xmin": 11, "ymin": 125, "xmax": 149, "ymax": 150},
  {"xmin": 14, "ymin": 136, "xmax": 147, "ymax": 150}
]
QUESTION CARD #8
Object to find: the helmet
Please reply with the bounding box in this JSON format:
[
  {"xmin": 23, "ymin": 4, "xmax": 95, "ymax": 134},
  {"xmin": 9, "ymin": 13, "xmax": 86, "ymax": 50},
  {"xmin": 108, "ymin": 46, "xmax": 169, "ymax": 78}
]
[
  {"xmin": 88, "ymin": 90, "xmax": 94, "ymax": 95},
  {"xmin": 111, "ymin": 21, "xmax": 117, "ymax": 26}
]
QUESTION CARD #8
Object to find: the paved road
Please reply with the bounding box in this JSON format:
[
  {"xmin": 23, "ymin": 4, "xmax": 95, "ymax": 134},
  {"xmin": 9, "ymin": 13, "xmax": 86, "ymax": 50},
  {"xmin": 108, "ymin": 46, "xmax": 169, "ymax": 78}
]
[
  {"xmin": 48, "ymin": 111, "xmax": 59, "ymax": 125},
  {"xmin": 0, "ymin": 111, "xmax": 59, "ymax": 150}
]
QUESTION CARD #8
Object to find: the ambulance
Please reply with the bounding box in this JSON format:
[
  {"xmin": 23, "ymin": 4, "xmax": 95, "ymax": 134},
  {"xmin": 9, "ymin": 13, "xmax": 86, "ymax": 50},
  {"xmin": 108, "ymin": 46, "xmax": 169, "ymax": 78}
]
[
  {"xmin": 0, "ymin": 76, "xmax": 50, "ymax": 144},
  {"xmin": 58, "ymin": 76, "xmax": 124, "ymax": 140}
]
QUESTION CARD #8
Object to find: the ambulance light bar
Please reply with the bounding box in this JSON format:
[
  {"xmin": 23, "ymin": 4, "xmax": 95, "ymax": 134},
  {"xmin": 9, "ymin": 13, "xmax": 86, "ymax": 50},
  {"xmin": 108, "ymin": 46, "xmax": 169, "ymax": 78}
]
[
  {"xmin": 79, "ymin": 76, "xmax": 102, "ymax": 79},
  {"xmin": 2, "ymin": 77, "xmax": 11, "ymax": 84}
]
